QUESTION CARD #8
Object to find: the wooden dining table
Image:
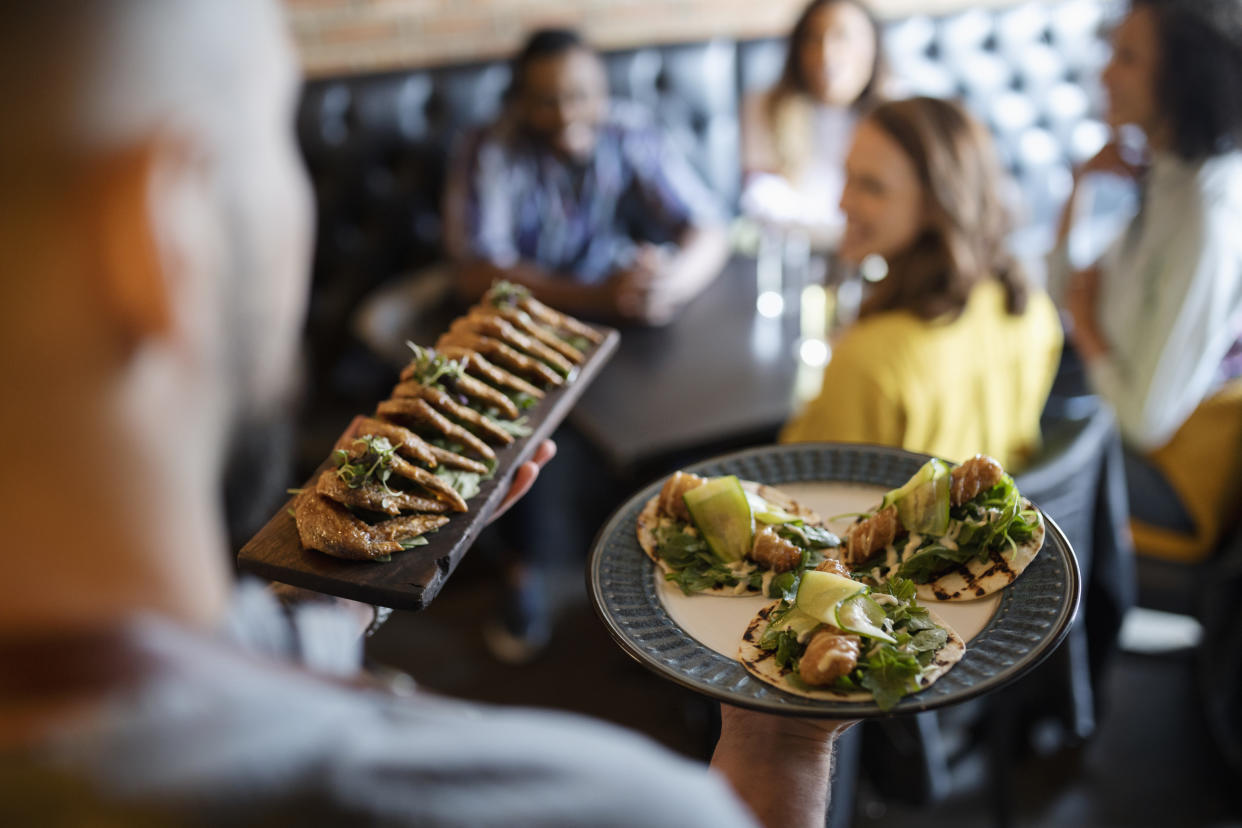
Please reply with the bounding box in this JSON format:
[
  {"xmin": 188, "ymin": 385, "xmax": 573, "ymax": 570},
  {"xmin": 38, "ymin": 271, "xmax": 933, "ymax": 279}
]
[{"xmin": 568, "ymin": 254, "xmax": 812, "ymax": 479}]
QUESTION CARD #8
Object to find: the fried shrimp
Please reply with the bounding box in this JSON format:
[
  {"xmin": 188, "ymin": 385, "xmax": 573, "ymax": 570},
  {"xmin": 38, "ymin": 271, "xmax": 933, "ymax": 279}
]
[
  {"xmin": 749, "ymin": 526, "xmax": 802, "ymax": 573},
  {"xmin": 815, "ymin": 558, "xmax": 851, "ymax": 578},
  {"xmin": 845, "ymin": 504, "xmax": 902, "ymax": 565},
  {"xmin": 798, "ymin": 628, "xmax": 862, "ymax": 686},
  {"xmin": 950, "ymin": 454, "xmax": 1005, "ymax": 506},
  {"xmin": 657, "ymin": 471, "xmax": 705, "ymax": 522}
]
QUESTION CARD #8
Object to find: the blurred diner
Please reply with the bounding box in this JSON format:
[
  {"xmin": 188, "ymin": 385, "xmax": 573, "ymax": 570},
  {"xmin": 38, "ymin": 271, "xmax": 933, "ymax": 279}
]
[
  {"xmin": 740, "ymin": 0, "xmax": 887, "ymax": 245},
  {"xmin": 781, "ymin": 96, "xmax": 1063, "ymax": 471},
  {"xmin": 1049, "ymin": 0, "xmax": 1242, "ymax": 563},
  {"xmin": 444, "ymin": 28, "xmax": 730, "ymax": 328}
]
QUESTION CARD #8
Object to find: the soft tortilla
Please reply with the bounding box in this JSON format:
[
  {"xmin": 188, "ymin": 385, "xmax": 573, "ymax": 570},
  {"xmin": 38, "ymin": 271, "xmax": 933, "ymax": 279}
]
[
  {"xmin": 738, "ymin": 601, "xmax": 968, "ymax": 703},
  {"xmin": 637, "ymin": 479, "xmax": 827, "ymax": 597},
  {"xmin": 885, "ymin": 499, "xmax": 1044, "ymax": 602}
]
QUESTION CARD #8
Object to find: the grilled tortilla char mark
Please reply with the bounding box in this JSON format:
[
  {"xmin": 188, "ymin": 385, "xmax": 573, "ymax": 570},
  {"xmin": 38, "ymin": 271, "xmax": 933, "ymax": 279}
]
[
  {"xmin": 438, "ymin": 331, "xmax": 564, "ymax": 387},
  {"xmin": 392, "ymin": 380, "xmax": 515, "ymax": 446},
  {"xmin": 517, "ymin": 294, "xmax": 603, "ymax": 344},
  {"xmin": 352, "ymin": 416, "xmax": 438, "ymax": 468},
  {"xmin": 315, "ymin": 469, "xmax": 451, "ymax": 517},
  {"xmin": 436, "ymin": 346, "xmax": 546, "ymax": 399},
  {"xmin": 376, "ymin": 397, "xmax": 495, "ymax": 462},
  {"xmin": 845, "ymin": 504, "xmax": 902, "ymax": 566},
  {"xmin": 950, "ymin": 455, "xmax": 1005, "ymax": 506},
  {"xmin": 799, "ymin": 628, "xmax": 862, "ymax": 686},
  {"xmin": 294, "ymin": 492, "xmax": 449, "ymax": 561},
  {"xmin": 657, "ymin": 471, "xmax": 706, "ymax": 522},
  {"xmin": 457, "ymin": 313, "xmax": 575, "ymax": 376},
  {"xmin": 478, "ymin": 304, "xmax": 585, "ymax": 363}
]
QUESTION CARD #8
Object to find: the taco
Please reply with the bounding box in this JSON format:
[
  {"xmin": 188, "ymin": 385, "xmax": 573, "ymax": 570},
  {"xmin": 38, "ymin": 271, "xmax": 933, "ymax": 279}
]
[
  {"xmin": 637, "ymin": 471, "xmax": 842, "ymax": 597},
  {"xmin": 845, "ymin": 455, "xmax": 1045, "ymax": 601},
  {"xmin": 738, "ymin": 562, "xmax": 967, "ymax": 711}
]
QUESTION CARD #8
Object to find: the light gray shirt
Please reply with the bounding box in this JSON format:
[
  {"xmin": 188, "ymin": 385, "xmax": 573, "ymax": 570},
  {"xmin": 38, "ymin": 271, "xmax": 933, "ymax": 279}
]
[
  {"xmin": 2, "ymin": 582, "xmax": 756, "ymax": 827},
  {"xmin": 1048, "ymin": 150, "xmax": 1242, "ymax": 450}
]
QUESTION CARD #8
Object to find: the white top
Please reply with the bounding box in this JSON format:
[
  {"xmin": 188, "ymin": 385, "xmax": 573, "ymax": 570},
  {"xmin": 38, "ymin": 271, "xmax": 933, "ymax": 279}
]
[
  {"xmin": 1048, "ymin": 150, "xmax": 1242, "ymax": 451},
  {"xmin": 739, "ymin": 90, "xmax": 856, "ymax": 242}
]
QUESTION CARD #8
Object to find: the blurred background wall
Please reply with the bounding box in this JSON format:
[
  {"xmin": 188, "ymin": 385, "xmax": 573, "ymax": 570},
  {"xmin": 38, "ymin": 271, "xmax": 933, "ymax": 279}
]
[{"xmin": 284, "ymin": 0, "xmax": 1033, "ymax": 76}]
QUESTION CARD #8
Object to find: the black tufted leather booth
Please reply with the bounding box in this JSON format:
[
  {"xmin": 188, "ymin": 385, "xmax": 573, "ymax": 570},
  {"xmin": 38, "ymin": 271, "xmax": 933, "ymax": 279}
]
[{"xmin": 297, "ymin": 0, "xmax": 1117, "ymax": 369}]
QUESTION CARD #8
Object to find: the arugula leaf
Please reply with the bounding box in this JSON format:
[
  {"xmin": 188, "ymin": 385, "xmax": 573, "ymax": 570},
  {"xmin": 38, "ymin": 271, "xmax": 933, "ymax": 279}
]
[
  {"xmin": 656, "ymin": 524, "xmax": 748, "ymax": 595},
  {"xmin": 910, "ymin": 628, "xmax": 948, "ymax": 652},
  {"xmin": 775, "ymin": 522, "xmax": 841, "ymax": 550},
  {"xmin": 489, "ymin": 415, "xmax": 532, "ymax": 438},
  {"xmin": 398, "ymin": 536, "xmax": 430, "ymax": 549},
  {"xmin": 564, "ymin": 335, "xmax": 592, "ymax": 352},
  {"xmin": 858, "ymin": 644, "xmax": 924, "ymax": 711},
  {"xmin": 506, "ymin": 391, "xmax": 539, "ymax": 411},
  {"xmin": 434, "ymin": 467, "xmax": 483, "ymax": 499}
]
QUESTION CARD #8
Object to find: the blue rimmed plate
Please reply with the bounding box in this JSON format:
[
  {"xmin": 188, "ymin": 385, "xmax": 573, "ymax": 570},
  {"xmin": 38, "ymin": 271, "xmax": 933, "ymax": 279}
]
[{"xmin": 587, "ymin": 443, "xmax": 1080, "ymax": 718}]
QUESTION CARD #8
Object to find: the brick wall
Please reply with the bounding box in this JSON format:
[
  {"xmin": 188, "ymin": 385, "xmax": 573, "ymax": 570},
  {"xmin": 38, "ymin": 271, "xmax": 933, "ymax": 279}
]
[{"xmin": 283, "ymin": 0, "xmax": 1025, "ymax": 77}]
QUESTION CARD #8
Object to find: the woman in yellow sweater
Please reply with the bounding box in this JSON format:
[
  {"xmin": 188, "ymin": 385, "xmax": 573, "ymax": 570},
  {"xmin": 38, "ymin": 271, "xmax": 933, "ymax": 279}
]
[{"xmin": 782, "ymin": 97, "xmax": 1063, "ymax": 471}]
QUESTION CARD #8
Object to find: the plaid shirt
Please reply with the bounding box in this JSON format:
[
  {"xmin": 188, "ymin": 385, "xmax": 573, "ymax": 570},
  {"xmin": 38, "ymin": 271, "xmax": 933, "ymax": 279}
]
[{"xmin": 445, "ymin": 102, "xmax": 722, "ymax": 284}]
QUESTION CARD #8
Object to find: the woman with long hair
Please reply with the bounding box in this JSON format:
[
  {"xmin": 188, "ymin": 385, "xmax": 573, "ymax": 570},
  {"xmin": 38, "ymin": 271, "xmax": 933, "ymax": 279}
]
[
  {"xmin": 782, "ymin": 97, "xmax": 1062, "ymax": 470},
  {"xmin": 1052, "ymin": 0, "xmax": 1242, "ymax": 562},
  {"xmin": 740, "ymin": 0, "xmax": 886, "ymax": 241}
]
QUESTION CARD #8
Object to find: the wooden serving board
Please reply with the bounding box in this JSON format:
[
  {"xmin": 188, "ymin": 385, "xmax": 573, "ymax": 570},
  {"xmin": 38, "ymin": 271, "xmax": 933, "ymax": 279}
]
[{"xmin": 237, "ymin": 326, "xmax": 619, "ymax": 610}]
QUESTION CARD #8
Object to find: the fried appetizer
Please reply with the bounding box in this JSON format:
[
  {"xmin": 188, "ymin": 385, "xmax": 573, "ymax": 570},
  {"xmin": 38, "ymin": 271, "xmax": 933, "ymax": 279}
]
[
  {"xmin": 437, "ymin": 346, "xmax": 545, "ymax": 400},
  {"xmin": 473, "ymin": 304, "xmax": 585, "ymax": 364},
  {"xmin": 376, "ymin": 397, "xmax": 496, "ymax": 463},
  {"xmin": 400, "ymin": 345, "xmax": 523, "ymax": 420},
  {"xmin": 315, "ymin": 469, "xmax": 451, "ymax": 517},
  {"xmin": 294, "ymin": 492, "xmax": 449, "ymax": 562},
  {"xmin": 392, "ymin": 380, "xmax": 515, "ymax": 446},
  {"xmin": 483, "ymin": 280, "xmax": 603, "ymax": 345},
  {"xmin": 454, "ymin": 313, "xmax": 575, "ymax": 377},
  {"xmin": 436, "ymin": 330, "xmax": 564, "ymax": 387}
]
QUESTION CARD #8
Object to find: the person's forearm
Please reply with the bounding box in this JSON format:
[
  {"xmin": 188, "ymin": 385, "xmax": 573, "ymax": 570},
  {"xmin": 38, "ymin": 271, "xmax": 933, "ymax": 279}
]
[
  {"xmin": 710, "ymin": 707, "xmax": 849, "ymax": 828},
  {"xmin": 1054, "ymin": 176, "xmax": 1086, "ymax": 252},
  {"xmin": 455, "ymin": 259, "xmax": 607, "ymax": 318},
  {"xmin": 667, "ymin": 224, "xmax": 729, "ymax": 302}
]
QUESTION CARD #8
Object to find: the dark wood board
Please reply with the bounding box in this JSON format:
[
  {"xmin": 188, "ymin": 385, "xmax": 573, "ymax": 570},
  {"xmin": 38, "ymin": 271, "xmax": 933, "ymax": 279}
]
[{"xmin": 237, "ymin": 327, "xmax": 619, "ymax": 610}]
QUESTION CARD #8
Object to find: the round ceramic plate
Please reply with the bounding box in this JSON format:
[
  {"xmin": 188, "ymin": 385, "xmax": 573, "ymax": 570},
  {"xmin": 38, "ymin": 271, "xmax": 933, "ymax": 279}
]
[{"xmin": 587, "ymin": 443, "xmax": 1081, "ymax": 718}]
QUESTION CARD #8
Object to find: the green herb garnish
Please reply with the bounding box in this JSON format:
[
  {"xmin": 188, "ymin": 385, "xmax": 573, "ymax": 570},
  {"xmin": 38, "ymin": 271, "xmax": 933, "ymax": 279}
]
[
  {"xmin": 333, "ymin": 435, "xmax": 399, "ymax": 492},
  {"xmin": 405, "ymin": 342, "xmax": 464, "ymax": 389}
]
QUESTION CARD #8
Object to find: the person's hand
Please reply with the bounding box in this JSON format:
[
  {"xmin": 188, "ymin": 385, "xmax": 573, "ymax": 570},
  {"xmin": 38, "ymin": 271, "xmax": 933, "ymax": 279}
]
[
  {"xmin": 712, "ymin": 704, "xmax": 857, "ymax": 828},
  {"xmin": 486, "ymin": 439, "xmax": 556, "ymax": 524},
  {"xmin": 1065, "ymin": 267, "xmax": 1109, "ymax": 361},
  {"xmin": 607, "ymin": 246, "xmax": 685, "ymax": 325},
  {"xmin": 1076, "ymin": 141, "xmax": 1144, "ymax": 183}
]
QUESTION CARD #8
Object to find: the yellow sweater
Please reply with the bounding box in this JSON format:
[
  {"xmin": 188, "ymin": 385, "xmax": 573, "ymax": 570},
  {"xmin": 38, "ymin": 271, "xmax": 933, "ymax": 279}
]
[{"xmin": 781, "ymin": 280, "xmax": 1063, "ymax": 470}]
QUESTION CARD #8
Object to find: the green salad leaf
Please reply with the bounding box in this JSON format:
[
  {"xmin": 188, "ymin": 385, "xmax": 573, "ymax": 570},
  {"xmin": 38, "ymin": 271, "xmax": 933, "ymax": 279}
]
[{"xmin": 434, "ymin": 467, "xmax": 483, "ymax": 499}]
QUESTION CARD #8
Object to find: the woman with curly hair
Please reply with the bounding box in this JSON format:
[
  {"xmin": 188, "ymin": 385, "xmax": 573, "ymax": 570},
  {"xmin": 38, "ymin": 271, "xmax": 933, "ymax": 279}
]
[
  {"xmin": 1052, "ymin": 0, "xmax": 1242, "ymax": 562},
  {"xmin": 782, "ymin": 96, "xmax": 1062, "ymax": 471}
]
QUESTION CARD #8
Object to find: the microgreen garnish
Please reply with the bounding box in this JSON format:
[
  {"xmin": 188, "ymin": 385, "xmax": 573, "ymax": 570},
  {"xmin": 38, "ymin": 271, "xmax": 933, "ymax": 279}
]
[
  {"xmin": 487, "ymin": 280, "xmax": 531, "ymax": 308},
  {"xmin": 333, "ymin": 435, "xmax": 399, "ymax": 492},
  {"xmin": 405, "ymin": 343, "xmax": 464, "ymax": 389}
]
